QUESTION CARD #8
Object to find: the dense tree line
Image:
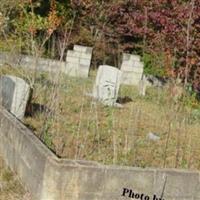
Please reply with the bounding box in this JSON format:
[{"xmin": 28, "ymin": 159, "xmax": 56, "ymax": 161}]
[{"xmin": 0, "ymin": 0, "xmax": 200, "ymax": 91}]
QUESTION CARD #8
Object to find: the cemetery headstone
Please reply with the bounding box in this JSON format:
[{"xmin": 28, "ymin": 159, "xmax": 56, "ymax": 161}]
[
  {"xmin": 0, "ymin": 75, "xmax": 30, "ymax": 120},
  {"xmin": 138, "ymin": 78, "xmax": 147, "ymax": 96},
  {"xmin": 92, "ymin": 65, "xmax": 122, "ymax": 106},
  {"xmin": 65, "ymin": 45, "xmax": 93, "ymax": 78},
  {"xmin": 120, "ymin": 53, "xmax": 144, "ymax": 85}
]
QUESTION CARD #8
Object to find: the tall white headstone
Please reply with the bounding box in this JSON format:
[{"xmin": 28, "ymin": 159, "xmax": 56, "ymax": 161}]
[
  {"xmin": 0, "ymin": 75, "xmax": 30, "ymax": 119},
  {"xmin": 120, "ymin": 53, "xmax": 144, "ymax": 85},
  {"xmin": 92, "ymin": 65, "xmax": 122, "ymax": 106},
  {"xmin": 65, "ymin": 45, "xmax": 93, "ymax": 78}
]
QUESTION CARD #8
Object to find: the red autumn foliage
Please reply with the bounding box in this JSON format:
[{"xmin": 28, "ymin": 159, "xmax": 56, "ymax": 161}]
[
  {"xmin": 10, "ymin": 0, "xmax": 200, "ymax": 90},
  {"xmin": 103, "ymin": 0, "xmax": 200, "ymax": 90}
]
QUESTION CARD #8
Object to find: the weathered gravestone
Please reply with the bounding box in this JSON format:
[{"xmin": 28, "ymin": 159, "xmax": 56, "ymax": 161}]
[
  {"xmin": 92, "ymin": 65, "xmax": 122, "ymax": 106},
  {"xmin": 120, "ymin": 53, "xmax": 144, "ymax": 85},
  {"xmin": 138, "ymin": 78, "xmax": 147, "ymax": 96},
  {"xmin": 0, "ymin": 75, "xmax": 30, "ymax": 120},
  {"xmin": 65, "ymin": 45, "xmax": 93, "ymax": 78}
]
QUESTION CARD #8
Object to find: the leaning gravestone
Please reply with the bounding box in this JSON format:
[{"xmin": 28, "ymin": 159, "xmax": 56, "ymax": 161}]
[
  {"xmin": 120, "ymin": 53, "xmax": 144, "ymax": 85},
  {"xmin": 0, "ymin": 75, "xmax": 30, "ymax": 120},
  {"xmin": 138, "ymin": 78, "xmax": 147, "ymax": 96},
  {"xmin": 92, "ymin": 65, "xmax": 122, "ymax": 106},
  {"xmin": 65, "ymin": 45, "xmax": 93, "ymax": 78}
]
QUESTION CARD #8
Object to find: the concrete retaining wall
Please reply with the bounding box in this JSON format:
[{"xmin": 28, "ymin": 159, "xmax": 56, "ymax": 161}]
[{"xmin": 0, "ymin": 107, "xmax": 200, "ymax": 200}]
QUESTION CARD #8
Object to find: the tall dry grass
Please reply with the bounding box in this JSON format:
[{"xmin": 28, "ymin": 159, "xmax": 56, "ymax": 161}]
[
  {"xmin": 0, "ymin": 156, "xmax": 31, "ymax": 200},
  {"xmin": 12, "ymin": 67, "xmax": 198, "ymax": 170},
  {"xmin": 1, "ymin": 61, "xmax": 200, "ymax": 170}
]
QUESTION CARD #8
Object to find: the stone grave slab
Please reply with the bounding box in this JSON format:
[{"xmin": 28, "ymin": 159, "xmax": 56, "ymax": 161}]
[
  {"xmin": 138, "ymin": 78, "xmax": 147, "ymax": 96},
  {"xmin": 0, "ymin": 75, "xmax": 30, "ymax": 119},
  {"xmin": 92, "ymin": 65, "xmax": 122, "ymax": 106},
  {"xmin": 121, "ymin": 53, "xmax": 144, "ymax": 85},
  {"xmin": 65, "ymin": 45, "xmax": 93, "ymax": 78}
]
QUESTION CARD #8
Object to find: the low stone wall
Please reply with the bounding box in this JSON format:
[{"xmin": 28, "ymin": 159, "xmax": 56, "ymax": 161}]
[
  {"xmin": 0, "ymin": 49, "xmax": 92, "ymax": 78},
  {"xmin": 120, "ymin": 53, "xmax": 144, "ymax": 86},
  {"xmin": 0, "ymin": 52, "xmax": 66, "ymax": 73},
  {"xmin": 0, "ymin": 107, "xmax": 200, "ymax": 200}
]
